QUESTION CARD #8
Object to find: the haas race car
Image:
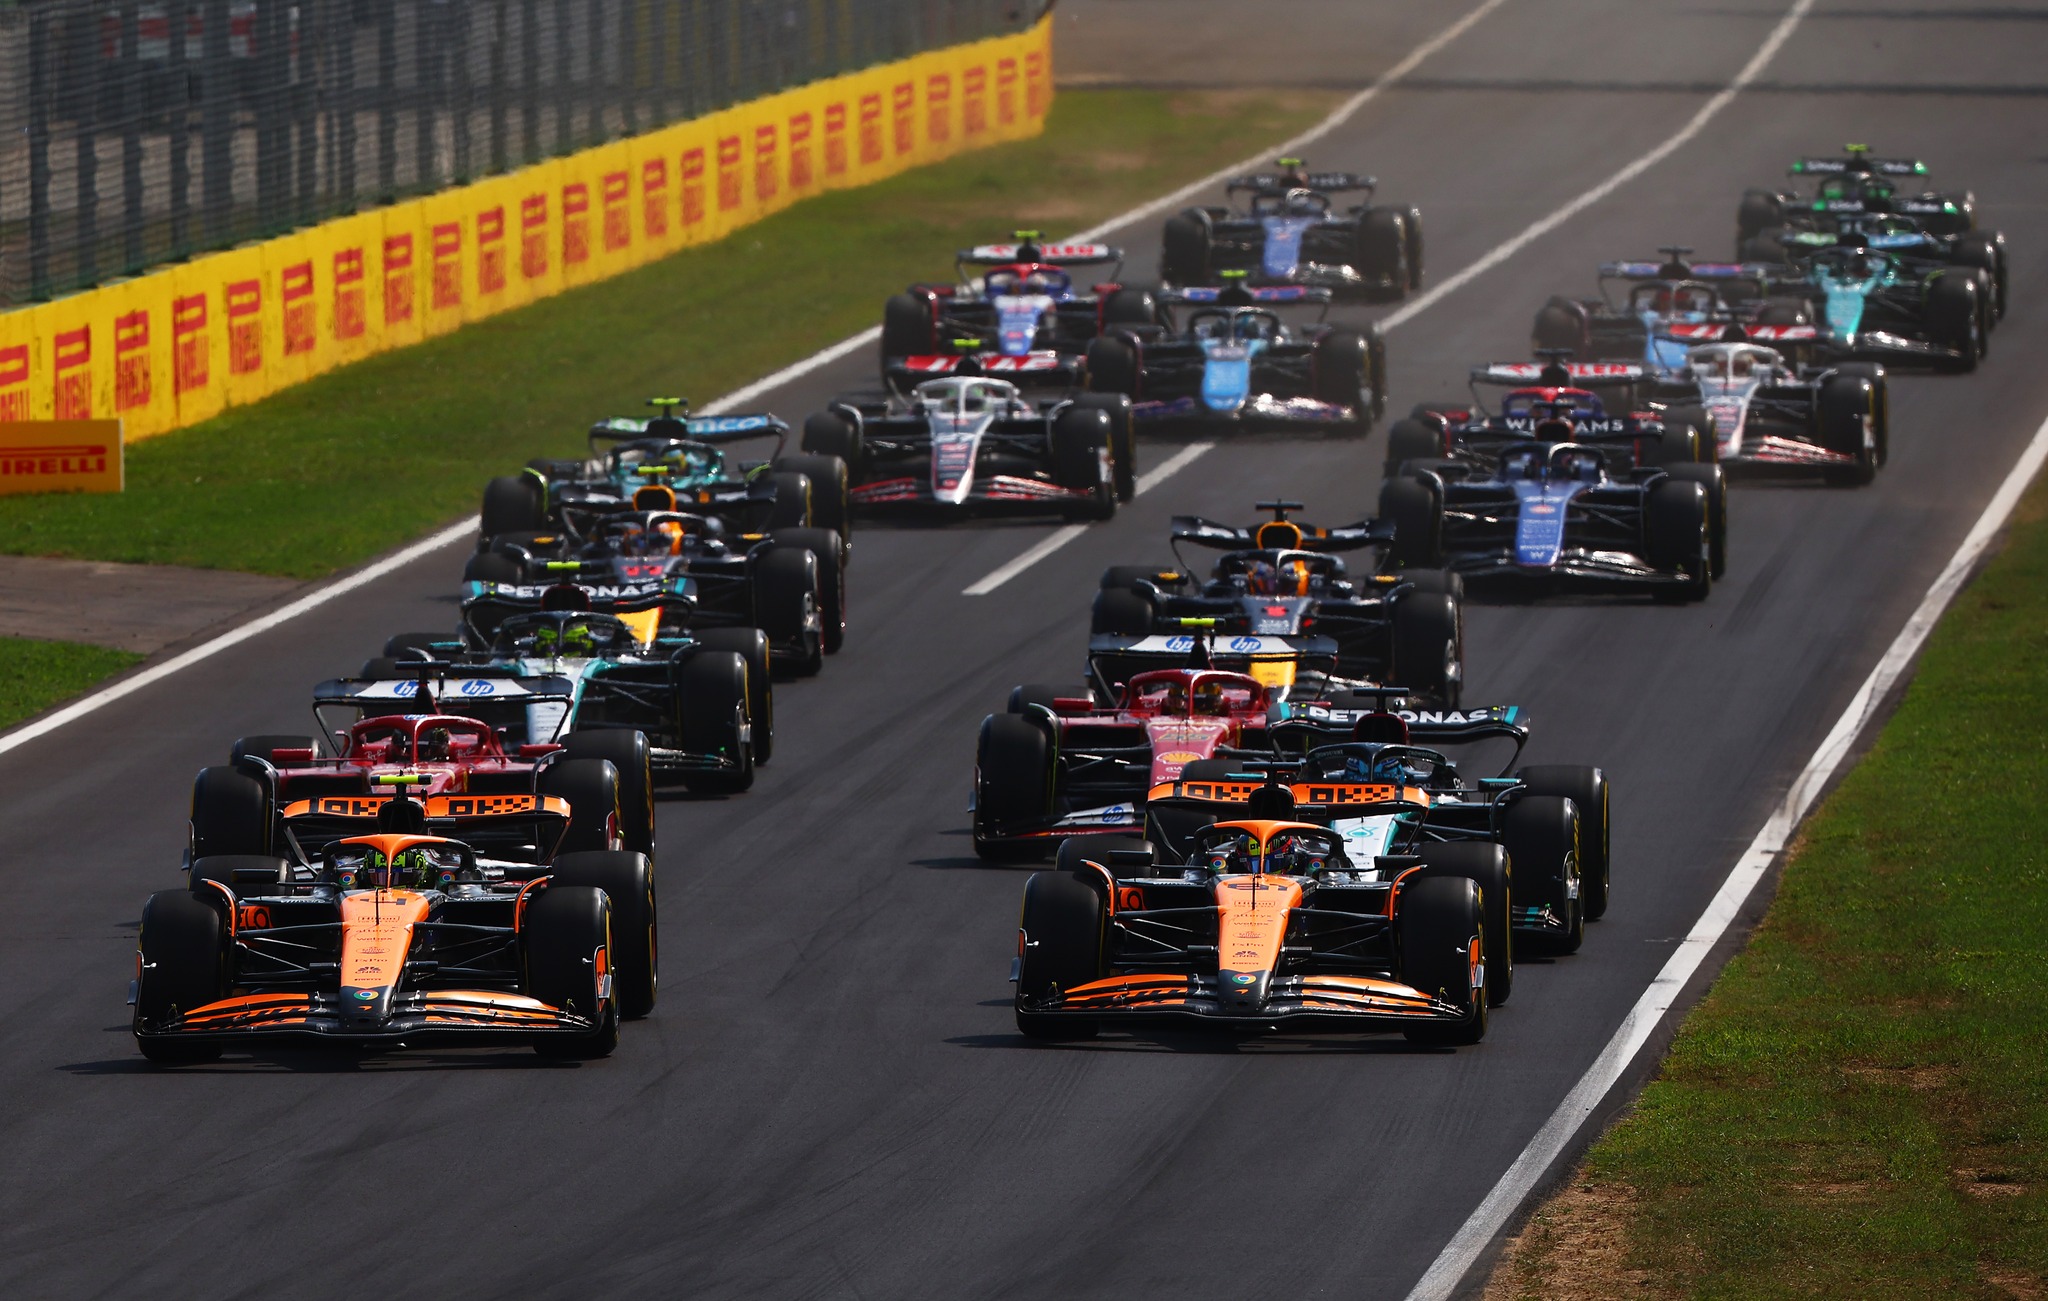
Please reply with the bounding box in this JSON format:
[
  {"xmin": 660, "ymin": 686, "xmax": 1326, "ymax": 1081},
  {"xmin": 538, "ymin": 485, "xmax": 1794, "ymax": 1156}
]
[
  {"xmin": 1159, "ymin": 157, "xmax": 1424, "ymax": 298},
  {"xmin": 134, "ymin": 791, "xmax": 654, "ymax": 1063}
]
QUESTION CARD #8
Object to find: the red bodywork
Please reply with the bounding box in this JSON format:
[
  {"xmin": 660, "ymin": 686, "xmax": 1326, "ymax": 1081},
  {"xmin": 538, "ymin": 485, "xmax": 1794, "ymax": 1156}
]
[
  {"xmin": 1040, "ymin": 668, "xmax": 1272, "ymax": 786},
  {"xmin": 267, "ymin": 714, "xmax": 560, "ymax": 801}
]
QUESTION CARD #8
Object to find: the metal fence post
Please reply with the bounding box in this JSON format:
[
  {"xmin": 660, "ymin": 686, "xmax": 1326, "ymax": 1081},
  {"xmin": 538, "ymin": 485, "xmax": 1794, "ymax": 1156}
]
[
  {"xmin": 69, "ymin": 6, "xmax": 101, "ymax": 286},
  {"xmin": 168, "ymin": 0, "xmax": 193, "ymax": 260},
  {"xmin": 520, "ymin": 0, "xmax": 540, "ymax": 163},
  {"xmin": 27, "ymin": 7, "xmax": 52, "ymax": 299}
]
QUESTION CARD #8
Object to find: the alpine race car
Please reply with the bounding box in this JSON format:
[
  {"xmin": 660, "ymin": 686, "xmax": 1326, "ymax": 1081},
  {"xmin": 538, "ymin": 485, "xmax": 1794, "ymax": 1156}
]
[
  {"xmin": 879, "ymin": 232, "xmax": 1155, "ymax": 391},
  {"xmin": 1084, "ymin": 278, "xmax": 1387, "ymax": 433},
  {"xmin": 1159, "ymin": 157, "xmax": 1424, "ymax": 298},
  {"xmin": 370, "ymin": 606, "xmax": 766, "ymax": 793},
  {"xmin": 1379, "ymin": 363, "xmax": 1725, "ymax": 600},
  {"xmin": 799, "ymin": 375, "xmax": 1125, "ymax": 518},
  {"xmin": 479, "ymin": 399, "xmax": 851, "ymax": 545},
  {"xmin": 134, "ymin": 793, "xmax": 654, "ymax": 1063},
  {"xmin": 1011, "ymin": 818, "xmax": 1488, "ymax": 1044},
  {"xmin": 1086, "ymin": 500, "xmax": 1463, "ymax": 704},
  {"xmin": 1531, "ymin": 248, "xmax": 1827, "ymax": 370},
  {"xmin": 464, "ymin": 505, "xmax": 841, "ymax": 673}
]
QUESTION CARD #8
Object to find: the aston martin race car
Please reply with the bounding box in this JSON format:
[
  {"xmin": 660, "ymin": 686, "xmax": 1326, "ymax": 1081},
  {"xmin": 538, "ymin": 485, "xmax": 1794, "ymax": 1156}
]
[
  {"xmin": 478, "ymin": 400, "xmax": 851, "ymax": 544},
  {"xmin": 1011, "ymin": 819, "xmax": 1487, "ymax": 1044},
  {"xmin": 1760, "ymin": 236, "xmax": 1993, "ymax": 371},
  {"xmin": 799, "ymin": 376, "xmax": 1125, "ymax": 518},
  {"xmin": 1087, "ymin": 500, "xmax": 1462, "ymax": 703},
  {"xmin": 879, "ymin": 233, "xmax": 1154, "ymax": 390},
  {"xmin": 370, "ymin": 608, "xmax": 766, "ymax": 793},
  {"xmin": 465, "ymin": 506, "xmax": 840, "ymax": 672},
  {"xmin": 1084, "ymin": 278, "xmax": 1387, "ymax": 433},
  {"xmin": 188, "ymin": 672, "xmax": 655, "ymax": 868},
  {"xmin": 1735, "ymin": 146, "xmax": 1997, "ymax": 274},
  {"xmin": 1159, "ymin": 157, "xmax": 1424, "ymax": 298},
  {"xmin": 134, "ymin": 793, "xmax": 655, "ymax": 1063},
  {"xmin": 1378, "ymin": 363, "xmax": 1725, "ymax": 600}
]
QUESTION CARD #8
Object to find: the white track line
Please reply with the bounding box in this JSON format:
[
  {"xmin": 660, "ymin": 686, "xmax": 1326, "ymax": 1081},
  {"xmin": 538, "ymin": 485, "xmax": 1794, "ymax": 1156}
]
[{"xmin": 961, "ymin": 441, "xmax": 1213, "ymax": 595}]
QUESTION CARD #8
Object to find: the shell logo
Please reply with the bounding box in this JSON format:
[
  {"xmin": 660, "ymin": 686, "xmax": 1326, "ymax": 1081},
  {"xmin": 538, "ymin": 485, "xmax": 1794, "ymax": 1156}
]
[{"xmin": 1157, "ymin": 751, "xmax": 1202, "ymax": 766}]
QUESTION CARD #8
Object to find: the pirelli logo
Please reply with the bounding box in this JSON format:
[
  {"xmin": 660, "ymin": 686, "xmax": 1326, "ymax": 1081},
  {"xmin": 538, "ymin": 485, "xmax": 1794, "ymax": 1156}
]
[{"xmin": 0, "ymin": 419, "xmax": 124, "ymax": 496}]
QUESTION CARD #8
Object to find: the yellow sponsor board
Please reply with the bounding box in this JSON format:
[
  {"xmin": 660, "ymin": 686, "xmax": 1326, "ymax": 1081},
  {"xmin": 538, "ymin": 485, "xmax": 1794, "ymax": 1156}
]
[
  {"xmin": 0, "ymin": 18, "xmax": 1053, "ymax": 445},
  {"xmin": 0, "ymin": 420, "xmax": 123, "ymax": 496}
]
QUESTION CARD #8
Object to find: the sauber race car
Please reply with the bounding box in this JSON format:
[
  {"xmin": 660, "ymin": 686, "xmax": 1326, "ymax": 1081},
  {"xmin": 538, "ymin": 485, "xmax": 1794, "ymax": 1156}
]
[
  {"xmin": 369, "ymin": 606, "xmax": 766, "ymax": 793},
  {"xmin": 464, "ymin": 506, "xmax": 841, "ymax": 672},
  {"xmin": 134, "ymin": 792, "xmax": 655, "ymax": 1063},
  {"xmin": 800, "ymin": 376, "xmax": 1126, "ymax": 518},
  {"xmin": 480, "ymin": 399, "xmax": 850, "ymax": 546},
  {"xmin": 880, "ymin": 232, "xmax": 1155, "ymax": 391},
  {"xmin": 1011, "ymin": 819, "xmax": 1489, "ymax": 1044},
  {"xmin": 1087, "ymin": 500, "xmax": 1463, "ymax": 704},
  {"xmin": 1159, "ymin": 157, "xmax": 1424, "ymax": 298},
  {"xmin": 1084, "ymin": 277, "xmax": 1387, "ymax": 433},
  {"xmin": 1379, "ymin": 362, "xmax": 1726, "ymax": 600}
]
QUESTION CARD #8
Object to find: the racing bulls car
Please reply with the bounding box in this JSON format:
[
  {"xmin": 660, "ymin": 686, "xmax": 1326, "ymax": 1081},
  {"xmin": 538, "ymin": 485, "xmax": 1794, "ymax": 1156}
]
[
  {"xmin": 800, "ymin": 376, "xmax": 1127, "ymax": 517},
  {"xmin": 1011, "ymin": 819, "xmax": 1488, "ymax": 1044},
  {"xmin": 1378, "ymin": 363, "xmax": 1726, "ymax": 600},
  {"xmin": 134, "ymin": 793, "xmax": 654, "ymax": 1063},
  {"xmin": 1088, "ymin": 500, "xmax": 1462, "ymax": 703},
  {"xmin": 479, "ymin": 400, "xmax": 850, "ymax": 546},
  {"xmin": 1084, "ymin": 278, "xmax": 1387, "ymax": 433},
  {"xmin": 1159, "ymin": 157, "xmax": 1424, "ymax": 298},
  {"xmin": 880, "ymin": 233, "xmax": 1155, "ymax": 391}
]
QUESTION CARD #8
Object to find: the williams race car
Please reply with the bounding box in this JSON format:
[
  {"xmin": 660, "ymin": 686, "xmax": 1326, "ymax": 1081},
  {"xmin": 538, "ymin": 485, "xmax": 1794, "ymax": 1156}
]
[
  {"xmin": 1159, "ymin": 157, "xmax": 1424, "ymax": 298},
  {"xmin": 134, "ymin": 793, "xmax": 655, "ymax": 1063},
  {"xmin": 1084, "ymin": 278, "xmax": 1387, "ymax": 433},
  {"xmin": 800, "ymin": 375, "xmax": 1126, "ymax": 518}
]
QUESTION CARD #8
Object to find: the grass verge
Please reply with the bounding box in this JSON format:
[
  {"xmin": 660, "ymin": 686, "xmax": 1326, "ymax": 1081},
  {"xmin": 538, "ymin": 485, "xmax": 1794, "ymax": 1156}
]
[
  {"xmin": 1486, "ymin": 476, "xmax": 2048, "ymax": 1299},
  {"xmin": 0, "ymin": 636, "xmax": 142, "ymax": 731},
  {"xmin": 0, "ymin": 89, "xmax": 1335, "ymax": 579}
]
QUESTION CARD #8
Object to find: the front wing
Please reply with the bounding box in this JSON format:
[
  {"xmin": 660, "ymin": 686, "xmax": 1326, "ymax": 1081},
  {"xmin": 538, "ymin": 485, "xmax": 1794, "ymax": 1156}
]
[
  {"xmin": 1019, "ymin": 970, "xmax": 1469, "ymax": 1030},
  {"xmin": 135, "ymin": 988, "xmax": 606, "ymax": 1049}
]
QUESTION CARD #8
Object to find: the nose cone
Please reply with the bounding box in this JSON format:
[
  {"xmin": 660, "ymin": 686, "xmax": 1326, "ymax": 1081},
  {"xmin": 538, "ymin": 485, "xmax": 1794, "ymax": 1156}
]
[{"xmin": 1216, "ymin": 967, "xmax": 1271, "ymax": 1014}]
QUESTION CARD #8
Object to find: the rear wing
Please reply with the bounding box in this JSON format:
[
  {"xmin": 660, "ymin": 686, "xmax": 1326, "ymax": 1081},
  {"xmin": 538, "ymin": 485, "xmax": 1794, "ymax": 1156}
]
[
  {"xmin": 1791, "ymin": 155, "xmax": 1926, "ymax": 177},
  {"xmin": 1470, "ymin": 361, "xmax": 1646, "ymax": 387},
  {"xmin": 884, "ymin": 351, "xmax": 1077, "ymax": 383},
  {"xmin": 1168, "ymin": 514, "xmax": 1391, "ymax": 552},
  {"xmin": 1162, "ymin": 285, "xmax": 1332, "ymax": 306},
  {"xmin": 1226, "ymin": 170, "xmax": 1374, "ymax": 196},
  {"xmin": 312, "ymin": 667, "xmax": 575, "ymax": 706},
  {"xmin": 956, "ymin": 241, "xmax": 1122, "ymax": 266},
  {"xmin": 1598, "ymin": 260, "xmax": 1773, "ymax": 282},
  {"xmin": 588, "ymin": 412, "xmax": 789, "ymax": 450},
  {"xmin": 1086, "ymin": 630, "xmax": 1339, "ymax": 699},
  {"xmin": 1270, "ymin": 700, "xmax": 1527, "ymax": 744}
]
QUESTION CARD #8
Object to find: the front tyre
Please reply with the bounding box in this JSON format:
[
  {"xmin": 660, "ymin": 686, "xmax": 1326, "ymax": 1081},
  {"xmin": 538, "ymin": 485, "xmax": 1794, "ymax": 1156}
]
[{"xmin": 1014, "ymin": 870, "xmax": 1106, "ymax": 1041}]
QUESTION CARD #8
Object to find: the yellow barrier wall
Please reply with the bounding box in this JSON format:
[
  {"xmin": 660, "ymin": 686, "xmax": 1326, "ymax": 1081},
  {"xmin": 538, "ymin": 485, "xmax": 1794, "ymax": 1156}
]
[{"xmin": 0, "ymin": 18, "xmax": 1052, "ymax": 443}]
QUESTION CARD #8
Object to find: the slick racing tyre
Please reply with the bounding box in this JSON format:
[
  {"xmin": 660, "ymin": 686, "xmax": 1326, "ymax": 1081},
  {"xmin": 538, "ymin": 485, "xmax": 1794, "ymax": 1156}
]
[
  {"xmin": 1645, "ymin": 477, "xmax": 1712, "ymax": 603},
  {"xmin": 801, "ymin": 410, "xmax": 865, "ymax": 476},
  {"xmin": 1355, "ymin": 208, "xmax": 1409, "ymax": 297},
  {"xmin": 540, "ymin": 758, "xmax": 622, "ymax": 855},
  {"xmin": 688, "ymin": 628, "xmax": 774, "ymax": 764},
  {"xmin": 1378, "ymin": 473, "xmax": 1444, "ymax": 569},
  {"xmin": 1502, "ymin": 795, "xmax": 1584, "ymax": 956},
  {"xmin": 674, "ymin": 649, "xmax": 755, "ymax": 793},
  {"xmin": 776, "ymin": 453, "xmax": 852, "ymax": 541},
  {"xmin": 1101, "ymin": 286, "xmax": 1157, "ymax": 329},
  {"xmin": 881, "ymin": 292, "xmax": 936, "ymax": 364},
  {"xmin": 1085, "ymin": 335, "xmax": 1140, "ymax": 398},
  {"xmin": 1014, "ymin": 869, "xmax": 1106, "ymax": 1041},
  {"xmin": 1662, "ymin": 462, "xmax": 1728, "ymax": 579},
  {"xmin": 1072, "ymin": 393, "xmax": 1136, "ymax": 502},
  {"xmin": 1737, "ymin": 188, "xmax": 1782, "ymax": 241},
  {"xmin": 974, "ymin": 713, "xmax": 1054, "ymax": 862},
  {"xmin": 1817, "ymin": 373, "xmax": 1879, "ymax": 486},
  {"xmin": 1090, "ymin": 587, "xmax": 1154, "ymax": 637},
  {"xmin": 1383, "ymin": 417, "xmax": 1445, "ymax": 478},
  {"xmin": 1926, "ymin": 270, "xmax": 1983, "ymax": 373},
  {"xmin": 381, "ymin": 632, "xmax": 446, "ymax": 662},
  {"xmin": 1398, "ymin": 876, "xmax": 1487, "ymax": 1046},
  {"xmin": 134, "ymin": 889, "xmax": 228, "ymax": 1065},
  {"xmin": 463, "ymin": 549, "xmax": 522, "ymax": 585},
  {"xmin": 765, "ymin": 469, "xmax": 813, "ymax": 529},
  {"xmin": 1660, "ymin": 405, "xmax": 1714, "ymax": 464},
  {"xmin": 1532, "ymin": 297, "xmax": 1590, "ymax": 356},
  {"xmin": 482, "ymin": 474, "xmax": 546, "ymax": 538},
  {"xmin": 1831, "ymin": 363, "xmax": 1889, "ymax": 466},
  {"xmin": 1653, "ymin": 418, "xmax": 1705, "ymax": 468},
  {"xmin": 771, "ymin": 527, "xmax": 847, "ymax": 654},
  {"xmin": 1391, "ymin": 591, "xmax": 1462, "ymax": 708},
  {"xmin": 1517, "ymin": 765, "xmax": 1612, "ymax": 921},
  {"xmin": 1952, "ymin": 230, "xmax": 2007, "ymax": 319},
  {"xmin": 1161, "ymin": 209, "xmax": 1213, "ymax": 285},
  {"xmin": 1400, "ymin": 205, "xmax": 1425, "ymax": 292},
  {"xmin": 525, "ymin": 885, "xmax": 621, "ymax": 1059},
  {"xmin": 753, "ymin": 545, "xmax": 825, "ymax": 677},
  {"xmin": 1050, "ymin": 407, "xmax": 1115, "ymax": 521},
  {"xmin": 559, "ymin": 730, "xmax": 655, "ymax": 859},
  {"xmin": 1312, "ymin": 326, "xmax": 1377, "ymax": 432},
  {"xmin": 550, "ymin": 850, "xmax": 658, "ymax": 1019},
  {"xmin": 190, "ymin": 764, "xmax": 271, "ymax": 858},
  {"xmin": 1413, "ymin": 843, "xmax": 1512, "ymax": 1006}
]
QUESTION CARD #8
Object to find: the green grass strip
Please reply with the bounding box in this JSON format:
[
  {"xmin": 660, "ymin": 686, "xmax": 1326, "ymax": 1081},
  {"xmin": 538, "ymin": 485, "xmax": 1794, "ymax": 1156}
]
[
  {"xmin": 0, "ymin": 636, "xmax": 142, "ymax": 731},
  {"xmin": 1494, "ymin": 482, "xmax": 2048, "ymax": 1299},
  {"xmin": 0, "ymin": 90, "xmax": 1334, "ymax": 580}
]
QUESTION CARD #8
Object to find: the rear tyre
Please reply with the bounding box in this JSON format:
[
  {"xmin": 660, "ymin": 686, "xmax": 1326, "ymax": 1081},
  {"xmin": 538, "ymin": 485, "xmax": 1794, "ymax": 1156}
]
[
  {"xmin": 801, "ymin": 410, "xmax": 864, "ymax": 474},
  {"xmin": 1050, "ymin": 408, "xmax": 1115, "ymax": 521},
  {"xmin": 1645, "ymin": 478, "xmax": 1711, "ymax": 603},
  {"xmin": 1832, "ymin": 363, "xmax": 1889, "ymax": 466},
  {"xmin": 526, "ymin": 885, "xmax": 621, "ymax": 1059},
  {"xmin": 549, "ymin": 851, "xmax": 658, "ymax": 1019},
  {"xmin": 1161, "ymin": 209, "xmax": 1213, "ymax": 285},
  {"xmin": 1662, "ymin": 463, "xmax": 1728, "ymax": 579},
  {"xmin": 974, "ymin": 714, "xmax": 1054, "ymax": 861},
  {"xmin": 1090, "ymin": 588, "xmax": 1154, "ymax": 637},
  {"xmin": 1532, "ymin": 297, "xmax": 1589, "ymax": 356},
  {"xmin": 674, "ymin": 650, "xmax": 755, "ymax": 793},
  {"xmin": 1737, "ymin": 188, "xmax": 1782, "ymax": 241},
  {"xmin": 1085, "ymin": 335, "xmax": 1139, "ymax": 397},
  {"xmin": 1952, "ymin": 231, "xmax": 2006, "ymax": 319},
  {"xmin": 685, "ymin": 629, "xmax": 773, "ymax": 766},
  {"xmin": 881, "ymin": 292, "xmax": 936, "ymax": 364},
  {"xmin": 765, "ymin": 470, "xmax": 812, "ymax": 529},
  {"xmin": 1926, "ymin": 271, "xmax": 1982, "ymax": 373},
  {"xmin": 1072, "ymin": 393, "xmax": 1136, "ymax": 502},
  {"xmin": 381, "ymin": 632, "xmax": 446, "ymax": 662},
  {"xmin": 775, "ymin": 454, "xmax": 851, "ymax": 542},
  {"xmin": 1383, "ymin": 417, "xmax": 1443, "ymax": 478},
  {"xmin": 134, "ymin": 889, "xmax": 227, "ymax": 1065},
  {"xmin": 190, "ymin": 765, "xmax": 270, "ymax": 859},
  {"xmin": 1413, "ymin": 843, "xmax": 1511, "ymax": 1006},
  {"xmin": 1503, "ymin": 795, "xmax": 1584, "ymax": 955},
  {"xmin": 771, "ymin": 527, "xmax": 847, "ymax": 655},
  {"xmin": 1398, "ymin": 876, "xmax": 1487, "ymax": 1046},
  {"xmin": 558, "ymin": 731, "xmax": 655, "ymax": 859},
  {"xmin": 1391, "ymin": 591, "xmax": 1461, "ymax": 708},
  {"xmin": 1379, "ymin": 474, "xmax": 1443, "ymax": 568},
  {"xmin": 1661, "ymin": 404, "xmax": 1714, "ymax": 463},
  {"xmin": 539, "ymin": 758, "xmax": 621, "ymax": 856},
  {"xmin": 1517, "ymin": 765, "xmax": 1611, "ymax": 921},
  {"xmin": 1014, "ymin": 870, "xmax": 1105, "ymax": 1040},
  {"xmin": 1312, "ymin": 326, "xmax": 1375, "ymax": 431},
  {"xmin": 753, "ymin": 546, "xmax": 824, "ymax": 677},
  {"xmin": 482, "ymin": 474, "xmax": 546, "ymax": 538},
  {"xmin": 1101, "ymin": 287, "xmax": 1157, "ymax": 329},
  {"xmin": 1817, "ymin": 374, "xmax": 1878, "ymax": 486},
  {"xmin": 1400, "ymin": 205, "xmax": 1425, "ymax": 291},
  {"xmin": 1355, "ymin": 208, "xmax": 1409, "ymax": 295}
]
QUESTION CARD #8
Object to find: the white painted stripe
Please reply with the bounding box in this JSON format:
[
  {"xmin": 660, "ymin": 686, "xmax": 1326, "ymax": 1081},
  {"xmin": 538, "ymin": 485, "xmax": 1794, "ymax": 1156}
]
[
  {"xmin": 961, "ymin": 441, "xmax": 1213, "ymax": 595},
  {"xmin": 698, "ymin": 327, "xmax": 883, "ymax": 416}
]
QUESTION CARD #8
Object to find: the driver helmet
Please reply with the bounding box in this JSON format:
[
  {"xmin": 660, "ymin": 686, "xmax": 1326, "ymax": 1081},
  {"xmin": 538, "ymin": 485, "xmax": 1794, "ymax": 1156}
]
[
  {"xmin": 532, "ymin": 619, "xmax": 597, "ymax": 658},
  {"xmin": 1245, "ymin": 561, "xmax": 1281, "ymax": 595},
  {"xmin": 1730, "ymin": 351, "xmax": 1756, "ymax": 378},
  {"xmin": 350, "ymin": 844, "xmax": 433, "ymax": 889},
  {"xmin": 417, "ymin": 727, "xmax": 452, "ymax": 762},
  {"xmin": 1192, "ymin": 678, "xmax": 1228, "ymax": 716}
]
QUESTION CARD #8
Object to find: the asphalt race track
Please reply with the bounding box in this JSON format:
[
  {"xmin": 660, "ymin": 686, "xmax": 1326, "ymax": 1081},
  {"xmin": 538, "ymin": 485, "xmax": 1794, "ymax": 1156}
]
[{"xmin": 3, "ymin": 3, "xmax": 2043, "ymax": 1297}]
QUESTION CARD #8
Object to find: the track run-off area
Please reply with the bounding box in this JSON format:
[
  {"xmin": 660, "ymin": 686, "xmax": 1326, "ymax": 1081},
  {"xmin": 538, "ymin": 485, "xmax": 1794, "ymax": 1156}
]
[{"xmin": 2, "ymin": 2, "xmax": 2045, "ymax": 1297}]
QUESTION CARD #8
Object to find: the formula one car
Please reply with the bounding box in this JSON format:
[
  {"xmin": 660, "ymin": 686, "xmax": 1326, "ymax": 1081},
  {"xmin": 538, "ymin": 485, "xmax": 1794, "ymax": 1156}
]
[
  {"xmin": 800, "ymin": 376, "xmax": 1124, "ymax": 518},
  {"xmin": 479, "ymin": 400, "xmax": 851, "ymax": 546},
  {"xmin": 1084, "ymin": 278, "xmax": 1387, "ymax": 433},
  {"xmin": 1378, "ymin": 363, "xmax": 1725, "ymax": 600},
  {"xmin": 1087, "ymin": 500, "xmax": 1462, "ymax": 703},
  {"xmin": 1762, "ymin": 236, "xmax": 1992, "ymax": 371},
  {"xmin": 1735, "ymin": 146, "xmax": 1999, "ymax": 281},
  {"xmin": 1652, "ymin": 343, "xmax": 1885, "ymax": 483},
  {"xmin": 1011, "ymin": 819, "xmax": 1487, "ymax": 1043},
  {"xmin": 1531, "ymin": 248, "xmax": 1826, "ymax": 370},
  {"xmin": 1159, "ymin": 157, "xmax": 1424, "ymax": 298},
  {"xmin": 370, "ymin": 607, "xmax": 766, "ymax": 793},
  {"xmin": 465, "ymin": 505, "xmax": 841, "ymax": 672},
  {"xmin": 188, "ymin": 674, "xmax": 655, "ymax": 878},
  {"xmin": 879, "ymin": 232, "xmax": 1155, "ymax": 390},
  {"xmin": 134, "ymin": 792, "xmax": 654, "ymax": 1063}
]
